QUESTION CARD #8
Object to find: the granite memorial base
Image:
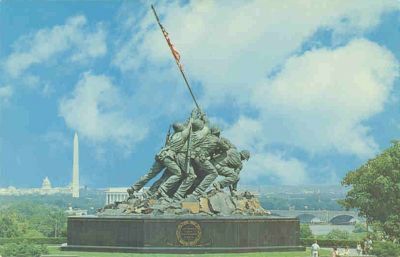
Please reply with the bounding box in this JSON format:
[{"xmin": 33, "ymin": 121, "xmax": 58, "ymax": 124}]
[{"xmin": 61, "ymin": 215, "xmax": 305, "ymax": 253}]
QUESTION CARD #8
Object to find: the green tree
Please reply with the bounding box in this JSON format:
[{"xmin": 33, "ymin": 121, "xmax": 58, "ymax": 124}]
[
  {"xmin": 300, "ymin": 224, "xmax": 314, "ymax": 238},
  {"xmin": 0, "ymin": 211, "xmax": 26, "ymax": 238},
  {"xmin": 371, "ymin": 241, "xmax": 400, "ymax": 257},
  {"xmin": 341, "ymin": 141, "xmax": 400, "ymax": 240},
  {"xmin": 5, "ymin": 202, "xmax": 67, "ymax": 238},
  {"xmin": 326, "ymin": 229, "xmax": 349, "ymax": 240}
]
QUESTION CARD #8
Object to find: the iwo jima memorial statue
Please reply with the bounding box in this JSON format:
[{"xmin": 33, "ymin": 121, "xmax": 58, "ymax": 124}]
[{"xmin": 62, "ymin": 5, "xmax": 303, "ymax": 253}]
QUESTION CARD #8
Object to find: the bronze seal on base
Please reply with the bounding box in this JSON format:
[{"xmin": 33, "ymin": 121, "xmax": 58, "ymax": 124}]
[{"xmin": 176, "ymin": 220, "xmax": 202, "ymax": 246}]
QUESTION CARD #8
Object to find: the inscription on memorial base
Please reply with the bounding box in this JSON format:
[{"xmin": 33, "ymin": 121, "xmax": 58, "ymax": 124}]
[{"xmin": 61, "ymin": 215, "xmax": 304, "ymax": 253}]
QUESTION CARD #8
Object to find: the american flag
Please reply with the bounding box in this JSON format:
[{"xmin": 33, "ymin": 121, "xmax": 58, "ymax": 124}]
[{"xmin": 161, "ymin": 25, "xmax": 183, "ymax": 70}]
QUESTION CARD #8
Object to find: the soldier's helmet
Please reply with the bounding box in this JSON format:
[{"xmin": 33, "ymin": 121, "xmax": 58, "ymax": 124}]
[
  {"xmin": 218, "ymin": 137, "xmax": 234, "ymax": 151},
  {"xmin": 240, "ymin": 150, "xmax": 250, "ymax": 161},
  {"xmin": 210, "ymin": 126, "xmax": 221, "ymax": 137},
  {"xmin": 172, "ymin": 122, "xmax": 185, "ymax": 132},
  {"xmin": 192, "ymin": 119, "xmax": 205, "ymax": 131}
]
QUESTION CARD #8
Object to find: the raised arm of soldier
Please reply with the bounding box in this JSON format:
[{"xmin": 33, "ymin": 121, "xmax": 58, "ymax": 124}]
[
  {"xmin": 179, "ymin": 116, "xmax": 193, "ymax": 140},
  {"xmin": 190, "ymin": 107, "xmax": 209, "ymax": 125}
]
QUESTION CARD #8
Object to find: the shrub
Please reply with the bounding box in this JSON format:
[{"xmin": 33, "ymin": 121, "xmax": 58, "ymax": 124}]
[
  {"xmin": 353, "ymin": 222, "xmax": 367, "ymax": 233},
  {"xmin": 300, "ymin": 224, "xmax": 314, "ymax": 238},
  {"xmin": 0, "ymin": 237, "xmax": 66, "ymax": 245},
  {"xmin": 0, "ymin": 241, "xmax": 48, "ymax": 257},
  {"xmin": 326, "ymin": 229, "xmax": 350, "ymax": 240},
  {"xmin": 301, "ymin": 238, "xmax": 358, "ymax": 248},
  {"xmin": 371, "ymin": 241, "xmax": 400, "ymax": 257}
]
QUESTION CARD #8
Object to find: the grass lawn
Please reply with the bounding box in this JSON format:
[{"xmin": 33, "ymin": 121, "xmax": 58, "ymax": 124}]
[{"xmin": 48, "ymin": 247, "xmax": 331, "ymax": 257}]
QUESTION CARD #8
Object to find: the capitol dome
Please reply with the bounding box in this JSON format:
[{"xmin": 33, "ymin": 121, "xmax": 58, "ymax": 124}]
[{"xmin": 42, "ymin": 177, "xmax": 52, "ymax": 190}]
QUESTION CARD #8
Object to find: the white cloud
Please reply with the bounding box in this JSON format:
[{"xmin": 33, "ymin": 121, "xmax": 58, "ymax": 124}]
[
  {"xmin": 114, "ymin": 0, "xmax": 398, "ymax": 106},
  {"xmin": 242, "ymin": 152, "xmax": 308, "ymax": 185},
  {"xmin": 112, "ymin": 1, "xmax": 399, "ymax": 182},
  {"xmin": 0, "ymin": 85, "xmax": 13, "ymax": 105},
  {"xmin": 223, "ymin": 116, "xmax": 263, "ymax": 151},
  {"xmin": 4, "ymin": 15, "xmax": 107, "ymax": 78},
  {"xmin": 252, "ymin": 39, "xmax": 399, "ymax": 158},
  {"xmin": 59, "ymin": 73, "xmax": 147, "ymax": 152},
  {"xmin": 224, "ymin": 116, "xmax": 308, "ymax": 185}
]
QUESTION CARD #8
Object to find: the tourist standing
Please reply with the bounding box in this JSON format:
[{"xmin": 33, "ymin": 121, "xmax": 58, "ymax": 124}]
[
  {"xmin": 311, "ymin": 240, "xmax": 320, "ymax": 257},
  {"xmin": 342, "ymin": 246, "xmax": 350, "ymax": 256},
  {"xmin": 367, "ymin": 237, "xmax": 373, "ymax": 252},
  {"xmin": 331, "ymin": 247, "xmax": 339, "ymax": 257},
  {"xmin": 364, "ymin": 236, "xmax": 373, "ymax": 254},
  {"xmin": 356, "ymin": 242, "xmax": 362, "ymax": 256}
]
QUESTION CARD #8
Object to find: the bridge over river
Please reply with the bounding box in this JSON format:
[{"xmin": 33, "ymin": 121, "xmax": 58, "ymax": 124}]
[{"xmin": 270, "ymin": 210, "xmax": 362, "ymax": 224}]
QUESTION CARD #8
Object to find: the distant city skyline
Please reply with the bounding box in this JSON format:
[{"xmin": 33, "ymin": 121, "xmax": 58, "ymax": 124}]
[
  {"xmin": 0, "ymin": 133, "xmax": 80, "ymax": 197},
  {"xmin": 0, "ymin": 1, "xmax": 399, "ymax": 187}
]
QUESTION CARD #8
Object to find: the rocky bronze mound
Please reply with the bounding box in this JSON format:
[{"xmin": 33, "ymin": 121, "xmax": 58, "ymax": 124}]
[{"xmin": 99, "ymin": 190, "xmax": 271, "ymax": 216}]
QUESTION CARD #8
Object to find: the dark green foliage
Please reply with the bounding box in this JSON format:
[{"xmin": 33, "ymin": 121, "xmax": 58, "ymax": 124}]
[
  {"xmin": 0, "ymin": 202, "xmax": 67, "ymax": 238},
  {"xmin": 300, "ymin": 238, "xmax": 358, "ymax": 248},
  {"xmin": 353, "ymin": 222, "xmax": 367, "ymax": 233},
  {"xmin": 0, "ymin": 241, "xmax": 48, "ymax": 257},
  {"xmin": 341, "ymin": 141, "xmax": 400, "ymax": 240},
  {"xmin": 0, "ymin": 211, "xmax": 27, "ymax": 238},
  {"xmin": 326, "ymin": 229, "xmax": 350, "ymax": 240},
  {"xmin": 0, "ymin": 237, "xmax": 66, "ymax": 245},
  {"xmin": 300, "ymin": 224, "xmax": 314, "ymax": 238},
  {"xmin": 371, "ymin": 241, "xmax": 400, "ymax": 257}
]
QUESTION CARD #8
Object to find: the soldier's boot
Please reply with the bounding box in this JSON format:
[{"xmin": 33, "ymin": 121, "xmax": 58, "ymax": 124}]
[
  {"xmin": 193, "ymin": 172, "xmax": 218, "ymax": 196},
  {"xmin": 212, "ymin": 182, "xmax": 222, "ymax": 191},
  {"xmin": 127, "ymin": 187, "xmax": 136, "ymax": 196},
  {"xmin": 158, "ymin": 190, "xmax": 177, "ymax": 207},
  {"xmin": 141, "ymin": 190, "xmax": 154, "ymax": 199},
  {"xmin": 172, "ymin": 195, "xmax": 184, "ymax": 203},
  {"xmin": 185, "ymin": 194, "xmax": 200, "ymax": 202}
]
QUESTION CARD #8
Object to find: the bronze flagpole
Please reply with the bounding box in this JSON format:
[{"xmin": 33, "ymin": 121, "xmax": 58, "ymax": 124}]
[{"xmin": 151, "ymin": 4, "xmax": 201, "ymax": 111}]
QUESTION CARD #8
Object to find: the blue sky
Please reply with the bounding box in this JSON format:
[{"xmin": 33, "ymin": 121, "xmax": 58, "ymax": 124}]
[{"xmin": 0, "ymin": 0, "xmax": 399, "ymax": 188}]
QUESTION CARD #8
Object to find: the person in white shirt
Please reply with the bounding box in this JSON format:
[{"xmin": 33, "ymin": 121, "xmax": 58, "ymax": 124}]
[
  {"xmin": 342, "ymin": 246, "xmax": 350, "ymax": 256},
  {"xmin": 357, "ymin": 242, "xmax": 362, "ymax": 256},
  {"xmin": 311, "ymin": 240, "xmax": 320, "ymax": 257}
]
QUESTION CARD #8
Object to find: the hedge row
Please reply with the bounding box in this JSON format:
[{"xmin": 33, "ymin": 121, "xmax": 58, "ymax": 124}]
[
  {"xmin": 0, "ymin": 237, "xmax": 358, "ymax": 248},
  {"xmin": 0, "ymin": 237, "xmax": 66, "ymax": 245},
  {"xmin": 301, "ymin": 238, "xmax": 359, "ymax": 247}
]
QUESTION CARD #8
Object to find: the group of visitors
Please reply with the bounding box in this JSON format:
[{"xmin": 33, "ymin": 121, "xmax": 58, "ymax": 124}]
[
  {"xmin": 357, "ymin": 237, "xmax": 373, "ymax": 255},
  {"xmin": 311, "ymin": 237, "xmax": 373, "ymax": 256}
]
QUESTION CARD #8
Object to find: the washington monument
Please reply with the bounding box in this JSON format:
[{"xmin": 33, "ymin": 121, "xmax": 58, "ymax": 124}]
[{"xmin": 72, "ymin": 132, "xmax": 79, "ymax": 198}]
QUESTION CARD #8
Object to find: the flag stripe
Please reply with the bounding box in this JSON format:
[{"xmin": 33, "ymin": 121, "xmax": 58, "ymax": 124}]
[{"xmin": 161, "ymin": 25, "xmax": 183, "ymax": 69}]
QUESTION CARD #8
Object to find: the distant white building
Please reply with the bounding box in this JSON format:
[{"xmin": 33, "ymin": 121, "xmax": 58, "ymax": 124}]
[
  {"xmin": 0, "ymin": 177, "xmax": 71, "ymax": 195},
  {"xmin": 105, "ymin": 187, "xmax": 148, "ymax": 205},
  {"xmin": 42, "ymin": 177, "xmax": 52, "ymax": 190},
  {"xmin": 65, "ymin": 206, "xmax": 87, "ymax": 216},
  {"xmin": 105, "ymin": 187, "xmax": 129, "ymax": 205}
]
